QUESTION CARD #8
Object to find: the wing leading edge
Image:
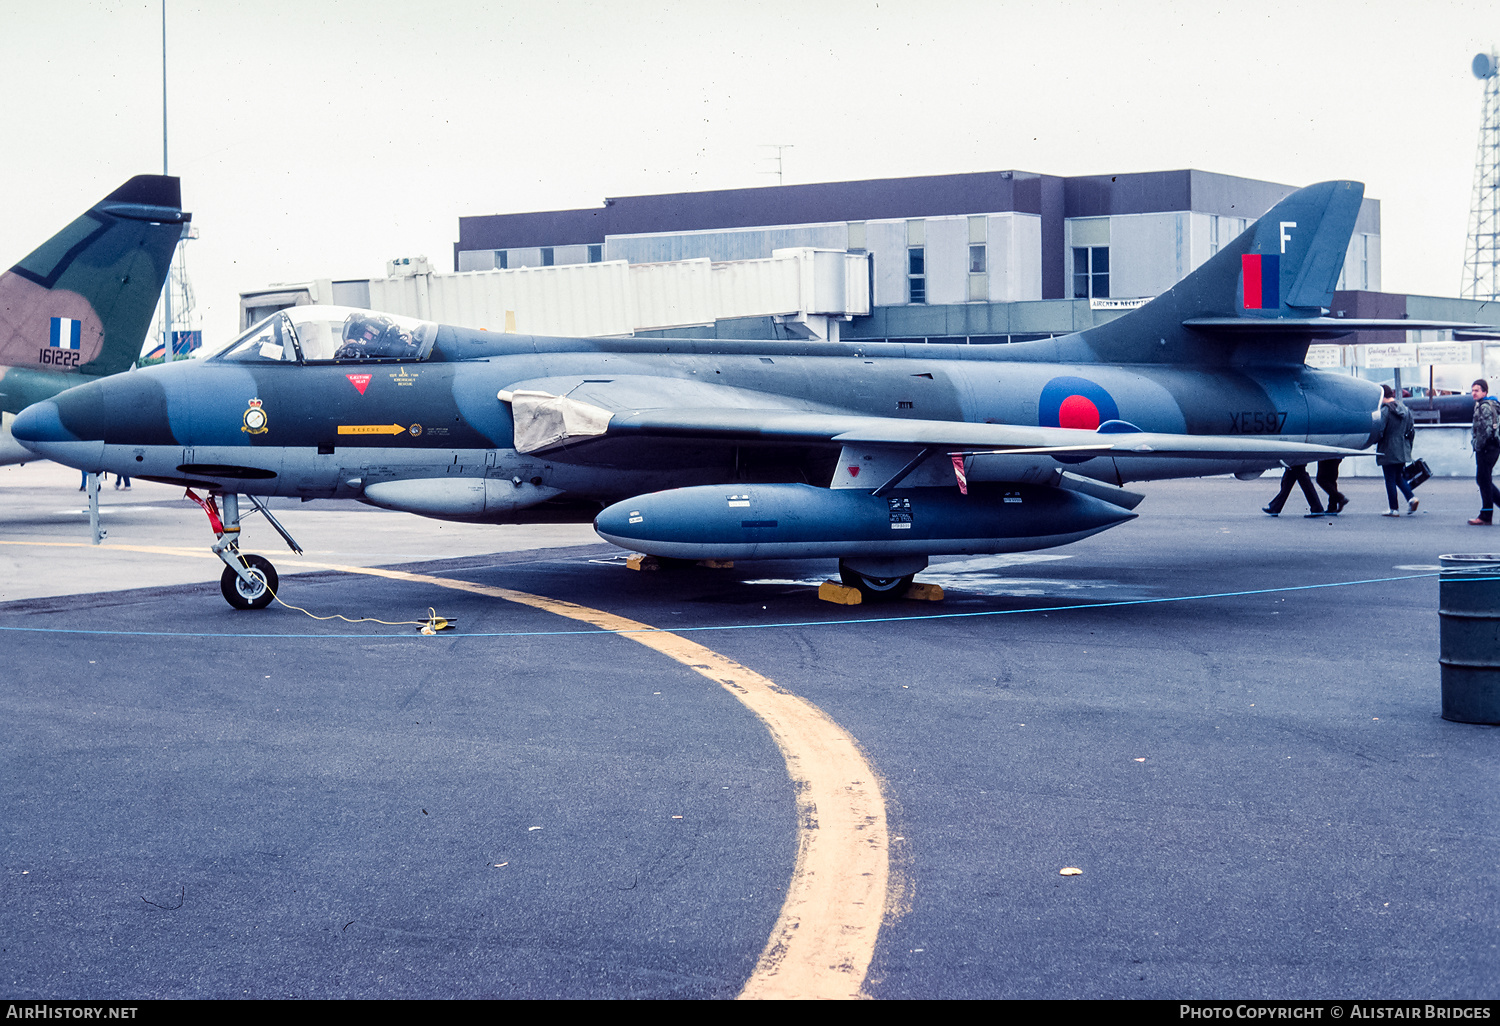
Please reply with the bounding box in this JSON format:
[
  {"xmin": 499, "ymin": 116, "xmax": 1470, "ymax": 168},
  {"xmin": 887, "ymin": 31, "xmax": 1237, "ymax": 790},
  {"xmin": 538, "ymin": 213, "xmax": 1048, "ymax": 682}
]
[{"xmin": 607, "ymin": 408, "xmax": 1360, "ymax": 462}]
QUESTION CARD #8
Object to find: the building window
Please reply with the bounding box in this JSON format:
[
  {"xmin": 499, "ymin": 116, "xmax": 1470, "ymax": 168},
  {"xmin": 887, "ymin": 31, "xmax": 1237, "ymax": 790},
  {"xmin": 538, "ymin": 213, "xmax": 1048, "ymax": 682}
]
[
  {"xmin": 496, "ymin": 250, "xmax": 508, "ymax": 270},
  {"xmin": 541, "ymin": 247, "xmax": 554, "ymax": 267},
  {"xmin": 967, "ymin": 217, "xmax": 989, "ymax": 301},
  {"xmin": 588, "ymin": 244, "xmax": 602, "ymax": 263},
  {"xmin": 1072, "ymin": 246, "xmax": 1109, "ymax": 299},
  {"xmin": 1212, "ymin": 217, "xmax": 1247, "ymax": 259},
  {"xmin": 908, "ymin": 247, "xmax": 926, "ymax": 304}
]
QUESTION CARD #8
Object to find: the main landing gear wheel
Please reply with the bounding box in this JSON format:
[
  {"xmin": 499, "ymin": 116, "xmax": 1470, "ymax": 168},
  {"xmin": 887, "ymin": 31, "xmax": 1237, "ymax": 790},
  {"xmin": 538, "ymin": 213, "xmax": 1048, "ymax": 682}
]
[
  {"xmin": 220, "ymin": 554, "xmax": 278, "ymax": 610},
  {"xmin": 839, "ymin": 566, "xmax": 915, "ymax": 601}
]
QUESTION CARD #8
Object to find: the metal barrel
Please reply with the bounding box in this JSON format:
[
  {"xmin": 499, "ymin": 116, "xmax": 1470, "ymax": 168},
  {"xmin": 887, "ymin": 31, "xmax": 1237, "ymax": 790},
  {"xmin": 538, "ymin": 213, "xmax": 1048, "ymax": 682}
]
[{"xmin": 1438, "ymin": 554, "xmax": 1500, "ymax": 724}]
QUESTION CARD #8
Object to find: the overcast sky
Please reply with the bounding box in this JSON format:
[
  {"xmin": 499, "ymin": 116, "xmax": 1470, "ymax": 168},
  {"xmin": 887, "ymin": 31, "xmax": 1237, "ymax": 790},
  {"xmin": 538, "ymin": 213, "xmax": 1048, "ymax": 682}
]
[{"xmin": 0, "ymin": 0, "xmax": 1495, "ymax": 348}]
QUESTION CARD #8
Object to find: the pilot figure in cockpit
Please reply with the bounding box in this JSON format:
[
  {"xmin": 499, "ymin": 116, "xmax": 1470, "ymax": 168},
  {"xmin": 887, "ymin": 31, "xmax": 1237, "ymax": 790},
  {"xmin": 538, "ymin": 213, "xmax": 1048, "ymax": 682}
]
[{"xmin": 334, "ymin": 312, "xmax": 421, "ymax": 361}]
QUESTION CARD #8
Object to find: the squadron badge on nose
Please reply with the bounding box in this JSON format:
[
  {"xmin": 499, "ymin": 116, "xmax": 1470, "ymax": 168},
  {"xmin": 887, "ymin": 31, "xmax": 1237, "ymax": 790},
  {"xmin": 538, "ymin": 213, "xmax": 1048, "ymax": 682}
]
[{"xmin": 242, "ymin": 397, "xmax": 269, "ymax": 434}]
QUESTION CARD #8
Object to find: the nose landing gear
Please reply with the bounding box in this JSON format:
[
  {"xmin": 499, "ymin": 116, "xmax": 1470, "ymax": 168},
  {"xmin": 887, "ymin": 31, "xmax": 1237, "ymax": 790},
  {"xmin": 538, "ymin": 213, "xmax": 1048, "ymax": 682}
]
[
  {"xmin": 186, "ymin": 490, "xmax": 303, "ymax": 610},
  {"xmin": 220, "ymin": 553, "xmax": 279, "ymax": 610}
]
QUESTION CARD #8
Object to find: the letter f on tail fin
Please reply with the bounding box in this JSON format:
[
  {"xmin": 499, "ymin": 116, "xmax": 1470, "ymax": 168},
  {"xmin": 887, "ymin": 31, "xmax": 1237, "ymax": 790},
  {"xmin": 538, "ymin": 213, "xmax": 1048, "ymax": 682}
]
[
  {"xmin": 1074, "ymin": 180, "xmax": 1370, "ymax": 365},
  {"xmin": 0, "ymin": 175, "xmax": 189, "ymax": 402},
  {"xmin": 1242, "ymin": 180, "xmax": 1364, "ymax": 315}
]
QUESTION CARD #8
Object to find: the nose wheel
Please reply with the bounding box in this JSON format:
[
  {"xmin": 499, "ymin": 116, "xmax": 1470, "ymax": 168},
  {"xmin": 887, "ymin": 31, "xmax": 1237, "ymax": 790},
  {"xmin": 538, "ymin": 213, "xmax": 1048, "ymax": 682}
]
[
  {"xmin": 186, "ymin": 489, "xmax": 302, "ymax": 610},
  {"xmin": 220, "ymin": 554, "xmax": 279, "ymax": 610}
]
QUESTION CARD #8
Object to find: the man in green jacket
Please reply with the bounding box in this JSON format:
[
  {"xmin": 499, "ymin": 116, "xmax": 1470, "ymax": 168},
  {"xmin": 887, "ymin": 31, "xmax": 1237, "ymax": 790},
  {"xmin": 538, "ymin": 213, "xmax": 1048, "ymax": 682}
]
[{"xmin": 1469, "ymin": 379, "xmax": 1500, "ymax": 525}]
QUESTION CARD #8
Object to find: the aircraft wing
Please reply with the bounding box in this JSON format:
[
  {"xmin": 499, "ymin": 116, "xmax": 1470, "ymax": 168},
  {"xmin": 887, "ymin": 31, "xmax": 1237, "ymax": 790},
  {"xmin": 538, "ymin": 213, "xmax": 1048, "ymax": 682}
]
[
  {"xmin": 606, "ymin": 408, "xmax": 1360, "ymax": 461},
  {"xmin": 500, "ymin": 389, "xmax": 1362, "ymax": 465}
]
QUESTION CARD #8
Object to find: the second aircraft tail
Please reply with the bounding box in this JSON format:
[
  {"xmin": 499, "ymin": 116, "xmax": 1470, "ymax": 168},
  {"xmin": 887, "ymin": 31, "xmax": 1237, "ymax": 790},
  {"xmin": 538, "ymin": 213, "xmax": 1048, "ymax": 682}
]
[{"xmin": 0, "ymin": 175, "xmax": 189, "ymax": 404}]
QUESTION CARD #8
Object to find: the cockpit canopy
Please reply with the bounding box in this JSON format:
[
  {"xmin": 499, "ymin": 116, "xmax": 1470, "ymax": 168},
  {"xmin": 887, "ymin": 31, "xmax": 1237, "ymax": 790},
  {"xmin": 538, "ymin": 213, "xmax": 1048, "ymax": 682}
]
[{"xmin": 211, "ymin": 306, "xmax": 439, "ymax": 365}]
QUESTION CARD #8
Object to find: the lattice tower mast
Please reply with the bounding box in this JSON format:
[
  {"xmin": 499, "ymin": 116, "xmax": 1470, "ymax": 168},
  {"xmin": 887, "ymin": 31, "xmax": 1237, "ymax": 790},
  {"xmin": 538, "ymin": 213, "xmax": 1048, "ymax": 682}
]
[{"xmin": 1463, "ymin": 50, "xmax": 1500, "ymax": 301}]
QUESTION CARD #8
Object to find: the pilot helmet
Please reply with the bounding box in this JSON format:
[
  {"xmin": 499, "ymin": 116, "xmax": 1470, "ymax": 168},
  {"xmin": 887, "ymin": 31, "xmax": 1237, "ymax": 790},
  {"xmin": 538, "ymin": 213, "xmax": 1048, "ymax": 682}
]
[{"xmin": 342, "ymin": 312, "xmax": 396, "ymax": 344}]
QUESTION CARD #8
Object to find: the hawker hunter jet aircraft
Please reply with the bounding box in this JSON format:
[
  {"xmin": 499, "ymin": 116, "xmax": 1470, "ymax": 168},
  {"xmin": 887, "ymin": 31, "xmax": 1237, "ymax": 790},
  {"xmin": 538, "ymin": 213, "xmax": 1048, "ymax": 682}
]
[
  {"xmin": 15, "ymin": 180, "xmax": 1470, "ymax": 608},
  {"xmin": 0, "ymin": 176, "xmax": 188, "ymax": 463}
]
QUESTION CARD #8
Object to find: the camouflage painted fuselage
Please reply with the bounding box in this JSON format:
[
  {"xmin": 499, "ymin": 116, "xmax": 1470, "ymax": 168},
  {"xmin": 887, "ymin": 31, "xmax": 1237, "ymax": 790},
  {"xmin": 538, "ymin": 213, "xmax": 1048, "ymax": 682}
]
[{"xmin": 17, "ymin": 324, "xmax": 1381, "ymax": 519}]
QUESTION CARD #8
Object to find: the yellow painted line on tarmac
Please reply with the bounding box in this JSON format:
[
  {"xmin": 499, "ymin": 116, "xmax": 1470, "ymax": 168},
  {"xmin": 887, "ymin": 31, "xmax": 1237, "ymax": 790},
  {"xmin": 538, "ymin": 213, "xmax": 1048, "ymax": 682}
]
[
  {"xmin": 3, "ymin": 538, "xmax": 894, "ymax": 998},
  {"xmin": 302, "ymin": 561, "xmax": 893, "ymax": 1000},
  {"xmin": 0, "ymin": 540, "xmax": 211, "ymax": 557}
]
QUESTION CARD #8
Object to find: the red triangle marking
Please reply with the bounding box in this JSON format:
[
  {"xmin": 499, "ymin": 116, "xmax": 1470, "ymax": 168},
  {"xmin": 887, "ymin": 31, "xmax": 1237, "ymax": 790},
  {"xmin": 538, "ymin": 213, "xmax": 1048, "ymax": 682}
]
[{"xmin": 346, "ymin": 373, "xmax": 372, "ymax": 395}]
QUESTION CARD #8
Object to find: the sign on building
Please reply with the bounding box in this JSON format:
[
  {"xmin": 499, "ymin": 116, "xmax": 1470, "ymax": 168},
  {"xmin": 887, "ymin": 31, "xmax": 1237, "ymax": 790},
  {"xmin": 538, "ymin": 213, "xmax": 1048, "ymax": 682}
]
[{"xmin": 1304, "ymin": 345, "xmax": 1343, "ymax": 368}]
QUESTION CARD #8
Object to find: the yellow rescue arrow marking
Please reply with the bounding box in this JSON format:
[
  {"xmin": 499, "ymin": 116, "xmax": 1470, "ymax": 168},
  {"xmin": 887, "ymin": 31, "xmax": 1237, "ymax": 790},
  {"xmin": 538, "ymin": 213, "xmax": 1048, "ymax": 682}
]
[{"xmin": 337, "ymin": 424, "xmax": 408, "ymax": 436}]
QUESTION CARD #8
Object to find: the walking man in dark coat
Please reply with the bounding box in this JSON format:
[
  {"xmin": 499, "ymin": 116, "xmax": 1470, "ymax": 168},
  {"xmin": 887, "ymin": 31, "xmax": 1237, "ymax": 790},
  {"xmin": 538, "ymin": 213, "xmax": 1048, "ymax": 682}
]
[
  {"xmin": 1316, "ymin": 458, "xmax": 1347, "ymax": 515},
  {"xmin": 1377, "ymin": 385, "xmax": 1417, "ymax": 517},
  {"xmin": 1263, "ymin": 464, "xmax": 1325, "ymax": 517}
]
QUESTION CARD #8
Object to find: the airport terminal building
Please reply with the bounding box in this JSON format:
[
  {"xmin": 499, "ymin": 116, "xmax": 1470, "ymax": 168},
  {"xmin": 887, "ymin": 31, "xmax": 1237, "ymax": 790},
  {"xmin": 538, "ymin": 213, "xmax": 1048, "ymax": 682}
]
[
  {"xmin": 454, "ymin": 168, "xmax": 1383, "ymax": 303},
  {"xmin": 448, "ymin": 168, "xmax": 1383, "ymax": 343}
]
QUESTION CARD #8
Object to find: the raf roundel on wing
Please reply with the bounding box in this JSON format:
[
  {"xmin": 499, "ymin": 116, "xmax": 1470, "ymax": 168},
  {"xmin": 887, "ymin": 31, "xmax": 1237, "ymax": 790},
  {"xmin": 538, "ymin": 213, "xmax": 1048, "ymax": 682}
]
[{"xmin": 1039, "ymin": 376, "xmax": 1119, "ymax": 430}]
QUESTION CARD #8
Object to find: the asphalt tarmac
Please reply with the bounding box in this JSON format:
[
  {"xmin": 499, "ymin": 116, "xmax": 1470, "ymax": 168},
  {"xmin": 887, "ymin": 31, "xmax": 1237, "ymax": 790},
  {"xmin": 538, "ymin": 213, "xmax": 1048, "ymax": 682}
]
[{"xmin": 2, "ymin": 462, "xmax": 1497, "ymax": 999}]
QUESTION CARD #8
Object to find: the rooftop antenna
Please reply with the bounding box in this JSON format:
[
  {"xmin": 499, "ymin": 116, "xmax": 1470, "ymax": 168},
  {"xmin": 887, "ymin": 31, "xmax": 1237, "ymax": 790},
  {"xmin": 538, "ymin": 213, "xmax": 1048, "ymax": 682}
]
[
  {"xmin": 152, "ymin": 0, "xmax": 198, "ymax": 364},
  {"xmin": 157, "ymin": 0, "xmax": 175, "ymax": 363},
  {"xmin": 758, "ymin": 144, "xmax": 793, "ymax": 186},
  {"xmin": 1462, "ymin": 49, "xmax": 1500, "ymax": 301},
  {"xmin": 161, "ymin": 0, "xmax": 168, "ymax": 177}
]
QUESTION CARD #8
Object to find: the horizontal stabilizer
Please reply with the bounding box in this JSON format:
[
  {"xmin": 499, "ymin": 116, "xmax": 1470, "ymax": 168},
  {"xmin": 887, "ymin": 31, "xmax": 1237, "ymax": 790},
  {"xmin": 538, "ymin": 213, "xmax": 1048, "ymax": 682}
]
[{"xmin": 1184, "ymin": 317, "xmax": 1485, "ymax": 338}]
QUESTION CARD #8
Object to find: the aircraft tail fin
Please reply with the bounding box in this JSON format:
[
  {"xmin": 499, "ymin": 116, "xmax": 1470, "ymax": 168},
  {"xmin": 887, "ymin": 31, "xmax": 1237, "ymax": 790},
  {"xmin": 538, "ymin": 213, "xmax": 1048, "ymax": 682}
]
[
  {"xmin": 1066, "ymin": 180, "xmax": 1365, "ymax": 365},
  {"xmin": 0, "ymin": 175, "xmax": 189, "ymax": 390}
]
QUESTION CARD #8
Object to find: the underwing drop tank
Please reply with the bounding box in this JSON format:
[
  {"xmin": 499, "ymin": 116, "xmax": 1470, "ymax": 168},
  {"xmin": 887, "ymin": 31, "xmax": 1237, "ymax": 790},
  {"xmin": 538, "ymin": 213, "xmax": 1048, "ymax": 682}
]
[
  {"xmin": 361, "ymin": 477, "xmax": 564, "ymax": 519},
  {"xmin": 593, "ymin": 482, "xmax": 1137, "ymax": 561}
]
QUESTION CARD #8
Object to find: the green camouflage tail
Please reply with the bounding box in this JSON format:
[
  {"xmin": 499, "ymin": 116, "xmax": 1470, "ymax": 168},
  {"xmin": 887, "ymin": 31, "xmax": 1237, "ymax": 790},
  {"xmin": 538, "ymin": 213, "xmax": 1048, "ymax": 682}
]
[{"xmin": 0, "ymin": 175, "xmax": 188, "ymax": 415}]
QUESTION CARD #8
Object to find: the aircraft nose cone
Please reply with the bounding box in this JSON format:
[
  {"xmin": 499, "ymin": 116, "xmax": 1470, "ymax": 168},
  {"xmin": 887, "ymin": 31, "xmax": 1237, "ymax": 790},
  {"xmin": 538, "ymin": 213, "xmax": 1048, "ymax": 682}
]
[
  {"xmin": 11, "ymin": 393, "xmax": 105, "ymax": 470},
  {"xmin": 11, "ymin": 400, "xmax": 73, "ymax": 448}
]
